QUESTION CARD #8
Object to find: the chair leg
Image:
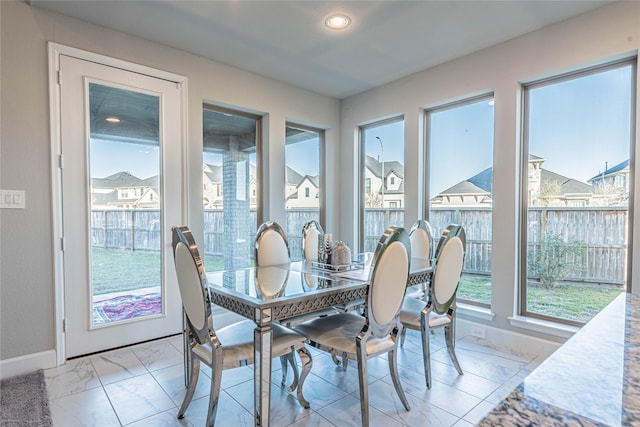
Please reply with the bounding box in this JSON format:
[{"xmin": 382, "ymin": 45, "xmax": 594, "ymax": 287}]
[
  {"xmin": 331, "ymin": 351, "xmax": 348, "ymax": 370},
  {"xmin": 399, "ymin": 327, "xmax": 407, "ymax": 347},
  {"xmin": 420, "ymin": 314, "xmax": 432, "ymax": 389},
  {"xmin": 177, "ymin": 357, "xmax": 200, "ymax": 419},
  {"xmin": 295, "ymin": 346, "xmax": 312, "ymax": 408},
  {"xmin": 284, "ymin": 351, "xmax": 300, "ymax": 392},
  {"xmin": 280, "ymin": 355, "xmax": 288, "ymax": 387},
  {"xmin": 356, "ymin": 340, "xmax": 369, "ymax": 427},
  {"xmin": 206, "ymin": 355, "xmax": 224, "ymax": 427},
  {"xmin": 445, "ymin": 323, "xmax": 463, "ymax": 375},
  {"xmin": 388, "ymin": 347, "xmax": 410, "ymax": 411}
]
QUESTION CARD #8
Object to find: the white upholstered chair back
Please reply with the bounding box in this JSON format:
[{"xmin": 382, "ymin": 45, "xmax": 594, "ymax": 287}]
[
  {"xmin": 409, "ymin": 219, "xmax": 434, "ymax": 261},
  {"xmin": 368, "ymin": 227, "xmax": 411, "ymax": 338},
  {"xmin": 431, "ymin": 225, "xmax": 466, "ymax": 314},
  {"xmin": 302, "ymin": 220, "xmax": 323, "ymax": 262},
  {"xmin": 255, "ymin": 221, "xmax": 290, "ymax": 267},
  {"xmin": 172, "ymin": 226, "xmax": 212, "ymax": 345}
]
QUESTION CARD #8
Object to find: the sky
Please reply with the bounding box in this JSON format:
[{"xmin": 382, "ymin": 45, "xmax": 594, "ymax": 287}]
[{"xmin": 91, "ymin": 64, "xmax": 633, "ymax": 197}]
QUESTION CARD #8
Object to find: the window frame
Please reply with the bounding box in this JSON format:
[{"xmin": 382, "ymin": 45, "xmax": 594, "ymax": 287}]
[
  {"xmin": 518, "ymin": 58, "xmax": 637, "ymax": 325},
  {"xmin": 424, "ymin": 93, "xmax": 495, "ymax": 308},
  {"xmin": 285, "ymin": 121, "xmax": 326, "ymax": 228},
  {"xmin": 358, "ymin": 115, "xmax": 404, "ymax": 252}
]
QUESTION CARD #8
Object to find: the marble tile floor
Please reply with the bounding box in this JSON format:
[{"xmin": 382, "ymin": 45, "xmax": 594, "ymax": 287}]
[{"xmin": 45, "ymin": 328, "xmax": 545, "ymax": 426}]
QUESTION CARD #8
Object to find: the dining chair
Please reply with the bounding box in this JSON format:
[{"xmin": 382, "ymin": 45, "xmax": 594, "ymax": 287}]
[
  {"xmin": 293, "ymin": 226, "xmax": 412, "ymax": 427},
  {"xmin": 253, "ymin": 220, "xmax": 302, "ymax": 380},
  {"xmin": 410, "ymin": 219, "xmax": 435, "ymax": 262},
  {"xmin": 405, "ymin": 219, "xmax": 435, "ymax": 302},
  {"xmin": 302, "ymin": 219, "xmax": 323, "ymax": 262},
  {"xmin": 255, "ymin": 220, "xmax": 290, "ymax": 267},
  {"xmin": 172, "ymin": 226, "xmax": 312, "ymax": 426},
  {"xmin": 399, "ymin": 224, "xmax": 466, "ymax": 389}
]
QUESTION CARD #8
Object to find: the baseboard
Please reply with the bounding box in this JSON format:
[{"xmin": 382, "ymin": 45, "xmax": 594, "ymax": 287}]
[
  {"xmin": 0, "ymin": 350, "xmax": 57, "ymax": 380},
  {"xmin": 456, "ymin": 318, "xmax": 561, "ymax": 358}
]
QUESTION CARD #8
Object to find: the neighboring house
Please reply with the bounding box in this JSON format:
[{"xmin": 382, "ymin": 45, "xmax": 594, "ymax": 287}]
[
  {"xmin": 203, "ymin": 162, "xmax": 258, "ymax": 209},
  {"xmin": 286, "ymin": 175, "xmax": 320, "ymax": 209},
  {"xmin": 432, "ymin": 155, "xmax": 595, "ymax": 207},
  {"xmin": 364, "ymin": 155, "xmax": 405, "ymax": 208},
  {"xmin": 588, "ymin": 159, "xmax": 629, "ymax": 204},
  {"xmin": 203, "ymin": 163, "xmax": 223, "ymax": 208},
  {"xmin": 91, "ymin": 171, "xmax": 160, "ymax": 209}
]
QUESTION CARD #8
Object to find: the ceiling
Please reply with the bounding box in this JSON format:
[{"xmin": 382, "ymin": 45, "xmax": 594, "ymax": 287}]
[{"xmin": 30, "ymin": 0, "xmax": 612, "ymax": 99}]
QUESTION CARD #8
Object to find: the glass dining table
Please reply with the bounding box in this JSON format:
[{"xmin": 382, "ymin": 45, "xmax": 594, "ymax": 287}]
[{"xmin": 200, "ymin": 256, "xmax": 433, "ymax": 427}]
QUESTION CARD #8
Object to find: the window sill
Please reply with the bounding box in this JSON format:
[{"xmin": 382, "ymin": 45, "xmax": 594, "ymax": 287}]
[
  {"xmin": 508, "ymin": 315, "xmax": 580, "ymax": 339},
  {"xmin": 457, "ymin": 303, "xmax": 495, "ymax": 322}
]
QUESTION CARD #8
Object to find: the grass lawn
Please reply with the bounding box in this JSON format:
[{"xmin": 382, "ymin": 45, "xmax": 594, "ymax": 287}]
[
  {"xmin": 457, "ymin": 274, "xmax": 623, "ymax": 324},
  {"xmin": 92, "ymin": 249, "xmax": 623, "ymax": 323},
  {"xmin": 91, "ymin": 248, "xmax": 224, "ymax": 295}
]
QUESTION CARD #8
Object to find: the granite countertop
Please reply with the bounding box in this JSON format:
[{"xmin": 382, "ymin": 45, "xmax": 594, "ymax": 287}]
[{"xmin": 479, "ymin": 293, "xmax": 640, "ymax": 426}]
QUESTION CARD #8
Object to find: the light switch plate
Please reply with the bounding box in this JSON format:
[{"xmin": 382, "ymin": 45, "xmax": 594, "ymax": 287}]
[{"xmin": 0, "ymin": 190, "xmax": 25, "ymax": 208}]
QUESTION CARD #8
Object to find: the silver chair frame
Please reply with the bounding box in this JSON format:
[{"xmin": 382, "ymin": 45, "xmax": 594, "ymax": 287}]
[
  {"xmin": 172, "ymin": 226, "xmax": 311, "ymax": 426},
  {"xmin": 401, "ymin": 224, "xmax": 466, "ymax": 389},
  {"xmin": 295, "ymin": 226, "xmax": 412, "ymax": 427}
]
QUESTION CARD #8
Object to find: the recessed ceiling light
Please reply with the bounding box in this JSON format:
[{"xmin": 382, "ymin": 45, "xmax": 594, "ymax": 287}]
[
  {"xmin": 106, "ymin": 117, "xmax": 120, "ymax": 123},
  {"xmin": 325, "ymin": 14, "xmax": 351, "ymax": 30}
]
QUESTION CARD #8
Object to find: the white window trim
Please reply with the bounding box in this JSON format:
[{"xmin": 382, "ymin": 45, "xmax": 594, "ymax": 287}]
[{"xmin": 508, "ymin": 315, "xmax": 579, "ymax": 339}]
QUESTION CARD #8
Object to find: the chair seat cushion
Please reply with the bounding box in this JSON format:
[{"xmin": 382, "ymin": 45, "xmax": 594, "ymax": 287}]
[
  {"xmin": 192, "ymin": 319, "xmax": 305, "ymax": 368},
  {"xmin": 398, "ymin": 297, "xmax": 451, "ymax": 329},
  {"xmin": 292, "ymin": 312, "xmax": 395, "ymax": 356}
]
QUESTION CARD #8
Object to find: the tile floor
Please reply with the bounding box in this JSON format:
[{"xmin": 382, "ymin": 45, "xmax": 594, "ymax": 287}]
[{"xmin": 45, "ymin": 328, "xmax": 546, "ymax": 426}]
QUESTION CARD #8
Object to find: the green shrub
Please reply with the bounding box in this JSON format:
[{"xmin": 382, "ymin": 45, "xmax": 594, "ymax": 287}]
[{"xmin": 528, "ymin": 233, "xmax": 585, "ymax": 289}]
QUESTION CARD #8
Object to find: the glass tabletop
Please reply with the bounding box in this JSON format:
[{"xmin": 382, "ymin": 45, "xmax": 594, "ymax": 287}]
[{"xmin": 206, "ymin": 266, "xmax": 365, "ymax": 304}]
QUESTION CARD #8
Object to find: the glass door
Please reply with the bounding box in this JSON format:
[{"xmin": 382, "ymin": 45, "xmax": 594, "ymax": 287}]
[{"xmin": 60, "ymin": 55, "xmax": 183, "ymax": 357}]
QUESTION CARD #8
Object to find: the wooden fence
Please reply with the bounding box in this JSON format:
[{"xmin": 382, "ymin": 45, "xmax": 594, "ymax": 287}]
[{"xmin": 91, "ymin": 206, "xmax": 628, "ymax": 285}]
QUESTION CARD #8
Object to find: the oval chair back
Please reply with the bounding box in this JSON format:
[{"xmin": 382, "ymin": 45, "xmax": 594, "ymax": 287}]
[
  {"xmin": 255, "ymin": 221, "xmax": 290, "ymax": 267},
  {"xmin": 367, "ymin": 226, "xmax": 411, "ymax": 338},
  {"xmin": 172, "ymin": 226, "xmax": 213, "ymax": 346},
  {"xmin": 409, "ymin": 219, "xmax": 434, "ymax": 261},
  {"xmin": 430, "ymin": 225, "xmax": 466, "ymax": 315},
  {"xmin": 302, "ymin": 220, "xmax": 323, "ymax": 262}
]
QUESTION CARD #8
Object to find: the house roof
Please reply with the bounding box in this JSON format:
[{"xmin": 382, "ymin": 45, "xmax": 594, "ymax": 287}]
[
  {"xmin": 438, "ymin": 163, "xmax": 593, "ymax": 198},
  {"xmin": 136, "ymin": 175, "xmax": 159, "ymax": 189},
  {"xmin": 540, "ymin": 169, "xmax": 593, "ymax": 194},
  {"xmin": 440, "ymin": 180, "xmax": 489, "ymax": 196},
  {"xmin": 204, "ymin": 163, "xmax": 222, "ymax": 182},
  {"xmin": 296, "ymin": 175, "xmax": 319, "ymax": 189},
  {"xmin": 286, "ymin": 166, "xmax": 304, "ymax": 186},
  {"xmin": 92, "ymin": 171, "xmax": 141, "ymax": 189},
  {"xmin": 365, "ymin": 155, "xmax": 405, "ymax": 179},
  {"xmin": 589, "ymin": 159, "xmax": 629, "ymax": 181}
]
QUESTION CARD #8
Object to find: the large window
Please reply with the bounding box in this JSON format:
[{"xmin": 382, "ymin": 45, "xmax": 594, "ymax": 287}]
[
  {"xmin": 285, "ymin": 124, "xmax": 323, "ymax": 260},
  {"xmin": 202, "ymin": 105, "xmax": 261, "ymax": 272},
  {"xmin": 360, "ymin": 118, "xmax": 405, "ymax": 252},
  {"xmin": 521, "ymin": 60, "xmax": 635, "ymax": 324},
  {"xmin": 427, "ymin": 95, "xmax": 495, "ymax": 306}
]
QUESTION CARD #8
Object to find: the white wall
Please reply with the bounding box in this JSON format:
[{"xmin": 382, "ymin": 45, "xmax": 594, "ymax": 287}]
[
  {"xmin": 339, "ymin": 1, "xmax": 640, "ymax": 338},
  {"xmin": 1, "ymin": 0, "xmax": 639, "ymax": 369},
  {"xmin": 0, "ymin": 1, "xmax": 340, "ymax": 364}
]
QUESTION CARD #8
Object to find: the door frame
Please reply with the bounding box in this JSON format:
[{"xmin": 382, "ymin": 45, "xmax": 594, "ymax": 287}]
[{"xmin": 48, "ymin": 43, "xmax": 188, "ymax": 365}]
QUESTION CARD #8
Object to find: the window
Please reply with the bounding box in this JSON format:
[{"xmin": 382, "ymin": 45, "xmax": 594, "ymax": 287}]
[
  {"xmin": 427, "ymin": 95, "xmax": 495, "ymax": 307},
  {"xmin": 521, "ymin": 60, "xmax": 634, "ymax": 324},
  {"xmin": 202, "ymin": 105, "xmax": 261, "ymax": 272},
  {"xmin": 360, "ymin": 118, "xmax": 405, "ymax": 252},
  {"xmin": 390, "ymin": 176, "xmax": 395, "ymax": 185},
  {"xmin": 285, "ymin": 124, "xmax": 323, "ymax": 260}
]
